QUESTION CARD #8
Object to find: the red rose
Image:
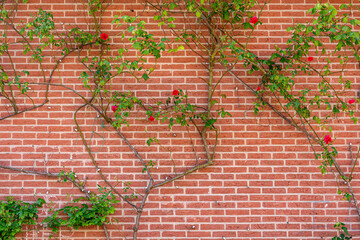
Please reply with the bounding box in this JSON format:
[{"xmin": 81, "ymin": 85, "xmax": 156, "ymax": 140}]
[
  {"xmin": 250, "ymin": 16, "xmax": 258, "ymax": 24},
  {"xmin": 111, "ymin": 105, "xmax": 118, "ymax": 112},
  {"xmin": 349, "ymin": 99, "xmax": 356, "ymax": 104},
  {"xmin": 324, "ymin": 135, "xmax": 332, "ymax": 144},
  {"xmin": 172, "ymin": 89, "xmax": 179, "ymax": 96},
  {"xmin": 100, "ymin": 33, "xmax": 108, "ymax": 41},
  {"xmin": 256, "ymin": 86, "xmax": 261, "ymax": 91},
  {"xmin": 148, "ymin": 116, "xmax": 155, "ymax": 121},
  {"xmin": 308, "ymin": 56, "xmax": 314, "ymax": 62}
]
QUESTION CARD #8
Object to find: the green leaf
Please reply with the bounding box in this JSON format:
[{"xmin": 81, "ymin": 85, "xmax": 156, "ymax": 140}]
[
  {"xmin": 196, "ymin": 10, "xmax": 202, "ymax": 18},
  {"xmin": 243, "ymin": 22, "xmax": 253, "ymax": 30},
  {"xmin": 142, "ymin": 73, "xmax": 149, "ymax": 81},
  {"xmin": 128, "ymin": 26, "xmax": 135, "ymax": 32}
]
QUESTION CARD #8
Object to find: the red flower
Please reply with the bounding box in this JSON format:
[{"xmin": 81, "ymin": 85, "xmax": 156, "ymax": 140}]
[
  {"xmin": 148, "ymin": 116, "xmax": 155, "ymax": 121},
  {"xmin": 172, "ymin": 89, "xmax": 179, "ymax": 96},
  {"xmin": 308, "ymin": 56, "xmax": 314, "ymax": 62},
  {"xmin": 250, "ymin": 16, "xmax": 258, "ymax": 24},
  {"xmin": 349, "ymin": 99, "xmax": 356, "ymax": 104},
  {"xmin": 100, "ymin": 33, "xmax": 108, "ymax": 41},
  {"xmin": 324, "ymin": 135, "xmax": 332, "ymax": 144},
  {"xmin": 111, "ymin": 105, "xmax": 118, "ymax": 112},
  {"xmin": 256, "ymin": 86, "xmax": 261, "ymax": 92}
]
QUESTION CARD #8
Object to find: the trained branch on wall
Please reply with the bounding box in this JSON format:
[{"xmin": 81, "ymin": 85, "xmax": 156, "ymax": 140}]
[
  {"xmin": 146, "ymin": 0, "xmax": 360, "ymax": 238},
  {"xmin": 0, "ymin": 0, "xmax": 359, "ymax": 239},
  {"xmin": 0, "ymin": 0, "xmax": 219, "ymax": 239}
]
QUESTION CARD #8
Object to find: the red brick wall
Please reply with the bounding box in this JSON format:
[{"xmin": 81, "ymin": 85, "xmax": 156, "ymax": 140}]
[{"xmin": 1, "ymin": 0, "xmax": 360, "ymax": 239}]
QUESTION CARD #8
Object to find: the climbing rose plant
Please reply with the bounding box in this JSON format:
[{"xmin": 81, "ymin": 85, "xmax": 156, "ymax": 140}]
[{"xmin": 0, "ymin": 0, "xmax": 359, "ymax": 239}]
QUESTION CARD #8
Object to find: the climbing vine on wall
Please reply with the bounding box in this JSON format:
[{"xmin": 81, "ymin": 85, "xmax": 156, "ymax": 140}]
[
  {"xmin": 148, "ymin": 0, "xmax": 360, "ymax": 235},
  {"xmin": 0, "ymin": 0, "xmax": 359, "ymax": 239}
]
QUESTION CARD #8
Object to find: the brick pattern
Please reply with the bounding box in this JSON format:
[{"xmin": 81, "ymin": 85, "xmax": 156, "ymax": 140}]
[{"xmin": 0, "ymin": 0, "xmax": 360, "ymax": 239}]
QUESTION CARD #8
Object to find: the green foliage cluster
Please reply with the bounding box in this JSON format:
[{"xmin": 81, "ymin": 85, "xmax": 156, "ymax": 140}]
[
  {"xmin": 0, "ymin": 197, "xmax": 45, "ymax": 240},
  {"xmin": 43, "ymin": 185, "xmax": 119, "ymax": 237},
  {"xmin": 260, "ymin": 2, "xmax": 360, "ymax": 177},
  {"xmin": 0, "ymin": 185, "xmax": 118, "ymax": 239},
  {"xmin": 145, "ymin": 90, "xmax": 218, "ymax": 130},
  {"xmin": 333, "ymin": 222, "xmax": 352, "ymax": 240},
  {"xmin": 112, "ymin": 91, "xmax": 142, "ymax": 128}
]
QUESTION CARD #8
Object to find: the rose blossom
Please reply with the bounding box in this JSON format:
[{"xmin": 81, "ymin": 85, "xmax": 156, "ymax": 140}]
[
  {"xmin": 111, "ymin": 105, "xmax": 118, "ymax": 112},
  {"xmin": 250, "ymin": 16, "xmax": 258, "ymax": 24},
  {"xmin": 172, "ymin": 89, "xmax": 179, "ymax": 96},
  {"xmin": 324, "ymin": 135, "xmax": 332, "ymax": 144},
  {"xmin": 100, "ymin": 33, "xmax": 109, "ymax": 41}
]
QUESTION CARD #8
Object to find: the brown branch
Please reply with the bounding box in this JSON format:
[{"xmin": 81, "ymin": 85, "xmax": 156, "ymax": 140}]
[
  {"xmin": 227, "ymin": 68, "xmax": 360, "ymax": 220},
  {"xmin": 73, "ymin": 102, "xmax": 139, "ymax": 210},
  {"xmin": 0, "ymin": 40, "xmax": 98, "ymax": 121},
  {"xmin": 151, "ymin": 160, "xmax": 213, "ymax": 189},
  {"xmin": 132, "ymin": 178, "xmax": 153, "ymax": 240}
]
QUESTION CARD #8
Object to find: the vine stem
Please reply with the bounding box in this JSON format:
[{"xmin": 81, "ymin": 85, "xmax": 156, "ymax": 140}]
[
  {"xmin": 0, "ymin": 40, "xmax": 97, "ymax": 121},
  {"xmin": 103, "ymin": 223, "xmax": 110, "ymax": 240},
  {"xmin": 12, "ymin": 74, "xmax": 215, "ymax": 238},
  {"xmin": 132, "ymin": 178, "xmax": 153, "ymax": 240},
  {"xmin": 73, "ymin": 102, "xmax": 139, "ymax": 210},
  {"xmin": 227, "ymin": 68, "xmax": 360, "ymax": 220}
]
